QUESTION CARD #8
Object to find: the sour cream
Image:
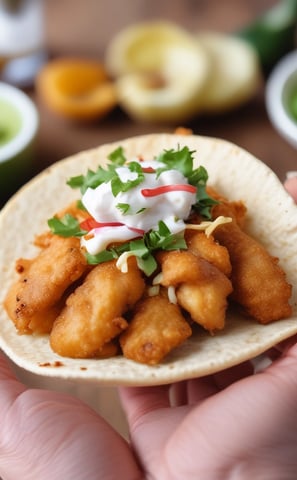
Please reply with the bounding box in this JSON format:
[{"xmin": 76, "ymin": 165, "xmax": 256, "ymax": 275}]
[{"xmin": 81, "ymin": 158, "xmax": 197, "ymax": 255}]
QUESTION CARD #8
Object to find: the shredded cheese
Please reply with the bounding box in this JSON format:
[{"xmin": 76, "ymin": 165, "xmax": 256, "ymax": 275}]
[
  {"xmin": 148, "ymin": 285, "xmax": 160, "ymax": 296},
  {"xmin": 185, "ymin": 215, "xmax": 232, "ymax": 237},
  {"xmin": 167, "ymin": 285, "xmax": 177, "ymax": 304},
  {"xmin": 116, "ymin": 251, "xmax": 136, "ymax": 273},
  {"xmin": 152, "ymin": 272, "xmax": 164, "ymax": 285}
]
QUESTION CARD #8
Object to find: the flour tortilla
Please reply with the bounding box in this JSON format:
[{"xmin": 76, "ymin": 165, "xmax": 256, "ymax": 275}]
[{"xmin": 1, "ymin": 133, "xmax": 297, "ymax": 386}]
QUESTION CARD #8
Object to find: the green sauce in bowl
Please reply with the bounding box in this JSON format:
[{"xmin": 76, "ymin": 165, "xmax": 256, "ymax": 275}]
[
  {"xmin": 288, "ymin": 86, "xmax": 297, "ymax": 122},
  {"xmin": 0, "ymin": 98, "xmax": 22, "ymax": 147}
]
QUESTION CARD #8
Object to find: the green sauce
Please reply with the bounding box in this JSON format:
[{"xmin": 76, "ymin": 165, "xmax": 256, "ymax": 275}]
[
  {"xmin": 0, "ymin": 98, "xmax": 22, "ymax": 147},
  {"xmin": 288, "ymin": 85, "xmax": 297, "ymax": 122}
]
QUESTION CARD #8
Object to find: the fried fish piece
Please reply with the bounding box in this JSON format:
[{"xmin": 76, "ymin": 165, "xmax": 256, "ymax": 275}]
[
  {"xmin": 120, "ymin": 295, "xmax": 192, "ymax": 365},
  {"xmin": 212, "ymin": 202, "xmax": 292, "ymax": 323},
  {"xmin": 176, "ymin": 258, "xmax": 233, "ymax": 332},
  {"xmin": 93, "ymin": 341, "xmax": 119, "ymax": 358},
  {"xmin": 207, "ymin": 186, "xmax": 247, "ymax": 228},
  {"xmin": 4, "ymin": 235, "xmax": 87, "ymax": 334},
  {"xmin": 157, "ymin": 250, "xmax": 232, "ymax": 332},
  {"xmin": 157, "ymin": 250, "xmax": 207, "ymax": 286},
  {"xmin": 50, "ymin": 259, "xmax": 145, "ymax": 358},
  {"xmin": 185, "ymin": 231, "xmax": 232, "ymax": 276}
]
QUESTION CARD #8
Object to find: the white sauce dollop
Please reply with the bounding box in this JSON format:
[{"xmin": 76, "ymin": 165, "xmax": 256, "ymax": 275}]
[{"xmin": 81, "ymin": 158, "xmax": 196, "ymax": 255}]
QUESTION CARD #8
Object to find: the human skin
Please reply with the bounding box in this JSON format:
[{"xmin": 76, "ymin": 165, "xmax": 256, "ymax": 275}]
[
  {"xmin": 0, "ymin": 354, "xmax": 142, "ymax": 480},
  {"xmin": 120, "ymin": 345, "xmax": 297, "ymax": 480}
]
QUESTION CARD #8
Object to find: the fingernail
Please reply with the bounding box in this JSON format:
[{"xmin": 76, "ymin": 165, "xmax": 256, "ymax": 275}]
[{"xmin": 286, "ymin": 171, "xmax": 297, "ymax": 179}]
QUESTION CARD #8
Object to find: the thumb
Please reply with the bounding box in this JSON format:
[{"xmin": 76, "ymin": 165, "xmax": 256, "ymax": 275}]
[
  {"xmin": 119, "ymin": 385, "xmax": 171, "ymax": 427},
  {"xmin": 0, "ymin": 351, "xmax": 142, "ymax": 480}
]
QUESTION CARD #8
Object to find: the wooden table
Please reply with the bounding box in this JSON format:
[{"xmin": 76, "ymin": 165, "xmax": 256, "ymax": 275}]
[{"xmin": 2, "ymin": 0, "xmax": 297, "ymax": 204}]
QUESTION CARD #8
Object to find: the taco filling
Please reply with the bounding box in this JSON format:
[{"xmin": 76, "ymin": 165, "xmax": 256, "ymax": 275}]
[{"xmin": 3, "ymin": 144, "xmax": 292, "ymax": 365}]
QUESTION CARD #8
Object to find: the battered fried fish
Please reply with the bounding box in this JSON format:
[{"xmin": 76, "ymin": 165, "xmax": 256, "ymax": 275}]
[
  {"xmin": 176, "ymin": 259, "xmax": 233, "ymax": 332},
  {"xmin": 120, "ymin": 294, "xmax": 192, "ymax": 365},
  {"xmin": 185, "ymin": 231, "xmax": 232, "ymax": 276},
  {"xmin": 50, "ymin": 258, "xmax": 145, "ymax": 358},
  {"xmin": 157, "ymin": 249, "xmax": 233, "ymax": 332},
  {"xmin": 212, "ymin": 201, "xmax": 292, "ymax": 323},
  {"xmin": 4, "ymin": 235, "xmax": 87, "ymax": 334}
]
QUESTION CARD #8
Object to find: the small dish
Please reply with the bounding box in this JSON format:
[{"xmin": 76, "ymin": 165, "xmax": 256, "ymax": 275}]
[
  {"xmin": 0, "ymin": 82, "xmax": 39, "ymax": 196},
  {"xmin": 265, "ymin": 50, "xmax": 297, "ymax": 150}
]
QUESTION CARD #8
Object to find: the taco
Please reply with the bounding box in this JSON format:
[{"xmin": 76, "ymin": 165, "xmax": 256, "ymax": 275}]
[{"xmin": 0, "ymin": 133, "xmax": 297, "ymax": 386}]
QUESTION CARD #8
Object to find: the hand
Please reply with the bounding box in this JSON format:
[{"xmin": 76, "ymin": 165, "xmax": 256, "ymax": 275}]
[
  {"xmin": 120, "ymin": 344, "xmax": 297, "ymax": 480},
  {"xmin": 118, "ymin": 176, "xmax": 297, "ymax": 480},
  {"xmin": 0, "ymin": 352, "xmax": 141, "ymax": 480}
]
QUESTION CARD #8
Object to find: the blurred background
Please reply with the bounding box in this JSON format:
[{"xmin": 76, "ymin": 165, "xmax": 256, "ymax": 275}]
[
  {"xmin": 0, "ymin": 0, "xmax": 296, "ymax": 206},
  {"xmin": 1, "ymin": 0, "xmax": 297, "ymax": 437}
]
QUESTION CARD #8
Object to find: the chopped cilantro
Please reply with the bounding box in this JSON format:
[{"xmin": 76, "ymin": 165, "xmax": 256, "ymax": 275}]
[
  {"xmin": 66, "ymin": 166, "xmax": 114, "ymax": 194},
  {"xmin": 111, "ymin": 161, "xmax": 144, "ymax": 197},
  {"xmin": 146, "ymin": 221, "xmax": 187, "ymax": 251},
  {"xmin": 156, "ymin": 145, "xmax": 195, "ymax": 177},
  {"xmin": 66, "ymin": 144, "xmax": 217, "ymax": 218},
  {"xmin": 136, "ymin": 207, "xmax": 146, "ymax": 214},
  {"xmin": 156, "ymin": 146, "xmax": 218, "ymax": 219},
  {"xmin": 66, "ymin": 147, "xmax": 128, "ymax": 194},
  {"xmin": 47, "ymin": 214, "xmax": 86, "ymax": 237},
  {"xmin": 83, "ymin": 221, "xmax": 187, "ymax": 276},
  {"xmin": 116, "ymin": 203, "xmax": 131, "ymax": 214},
  {"xmin": 86, "ymin": 249, "xmax": 117, "ymax": 265},
  {"xmin": 51, "ymin": 144, "xmax": 220, "ymax": 274},
  {"xmin": 107, "ymin": 146, "xmax": 127, "ymax": 166}
]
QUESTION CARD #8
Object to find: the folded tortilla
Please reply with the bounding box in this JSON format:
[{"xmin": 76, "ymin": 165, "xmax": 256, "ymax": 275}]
[{"xmin": 1, "ymin": 133, "xmax": 297, "ymax": 386}]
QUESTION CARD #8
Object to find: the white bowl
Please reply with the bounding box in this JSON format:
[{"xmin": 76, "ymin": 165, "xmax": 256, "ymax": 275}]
[
  {"xmin": 265, "ymin": 50, "xmax": 297, "ymax": 150},
  {"xmin": 0, "ymin": 82, "xmax": 39, "ymax": 196}
]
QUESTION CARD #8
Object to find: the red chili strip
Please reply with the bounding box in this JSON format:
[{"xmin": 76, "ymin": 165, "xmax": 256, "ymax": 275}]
[
  {"xmin": 141, "ymin": 184, "xmax": 197, "ymax": 197},
  {"xmin": 141, "ymin": 167, "xmax": 156, "ymax": 173},
  {"xmin": 80, "ymin": 218, "xmax": 123, "ymax": 231},
  {"xmin": 128, "ymin": 226, "xmax": 145, "ymax": 235}
]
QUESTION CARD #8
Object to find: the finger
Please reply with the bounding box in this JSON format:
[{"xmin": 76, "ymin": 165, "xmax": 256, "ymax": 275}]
[
  {"xmin": 265, "ymin": 341, "xmax": 297, "ymax": 393},
  {"xmin": 284, "ymin": 174, "xmax": 297, "ymax": 202},
  {"xmin": 187, "ymin": 375, "xmax": 219, "ymax": 404},
  {"xmin": 0, "ymin": 352, "xmax": 26, "ymax": 411},
  {"xmin": 119, "ymin": 385, "xmax": 170, "ymax": 427}
]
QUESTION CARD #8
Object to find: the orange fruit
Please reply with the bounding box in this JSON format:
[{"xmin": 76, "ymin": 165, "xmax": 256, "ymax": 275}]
[{"xmin": 36, "ymin": 58, "xmax": 117, "ymax": 121}]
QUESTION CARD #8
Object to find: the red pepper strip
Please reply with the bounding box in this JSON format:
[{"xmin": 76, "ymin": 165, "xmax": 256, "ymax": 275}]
[
  {"xmin": 141, "ymin": 184, "xmax": 197, "ymax": 197},
  {"xmin": 80, "ymin": 218, "xmax": 123, "ymax": 231},
  {"xmin": 141, "ymin": 167, "xmax": 156, "ymax": 173},
  {"xmin": 80, "ymin": 218, "xmax": 145, "ymax": 236},
  {"xmin": 128, "ymin": 226, "xmax": 145, "ymax": 235}
]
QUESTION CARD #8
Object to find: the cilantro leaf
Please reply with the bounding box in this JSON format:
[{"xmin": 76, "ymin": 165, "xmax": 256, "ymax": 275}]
[
  {"xmin": 86, "ymin": 249, "xmax": 117, "ymax": 265},
  {"xmin": 66, "ymin": 147, "xmax": 127, "ymax": 194},
  {"xmin": 156, "ymin": 146, "xmax": 195, "ymax": 177},
  {"xmin": 146, "ymin": 221, "xmax": 187, "ymax": 251},
  {"xmin": 67, "ymin": 166, "xmax": 115, "ymax": 194},
  {"xmin": 136, "ymin": 254, "xmax": 157, "ymax": 276},
  {"xmin": 156, "ymin": 146, "xmax": 218, "ymax": 219},
  {"xmin": 193, "ymin": 185, "xmax": 219, "ymax": 219},
  {"xmin": 187, "ymin": 164, "xmax": 208, "ymax": 186},
  {"xmin": 47, "ymin": 214, "xmax": 86, "ymax": 237},
  {"xmin": 111, "ymin": 161, "xmax": 144, "ymax": 197},
  {"xmin": 82, "ymin": 221, "xmax": 186, "ymax": 275},
  {"xmin": 187, "ymin": 165, "xmax": 218, "ymax": 219},
  {"xmin": 121, "ymin": 238, "xmax": 157, "ymax": 276},
  {"xmin": 107, "ymin": 146, "xmax": 127, "ymax": 166},
  {"xmin": 116, "ymin": 203, "xmax": 130, "ymax": 214}
]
